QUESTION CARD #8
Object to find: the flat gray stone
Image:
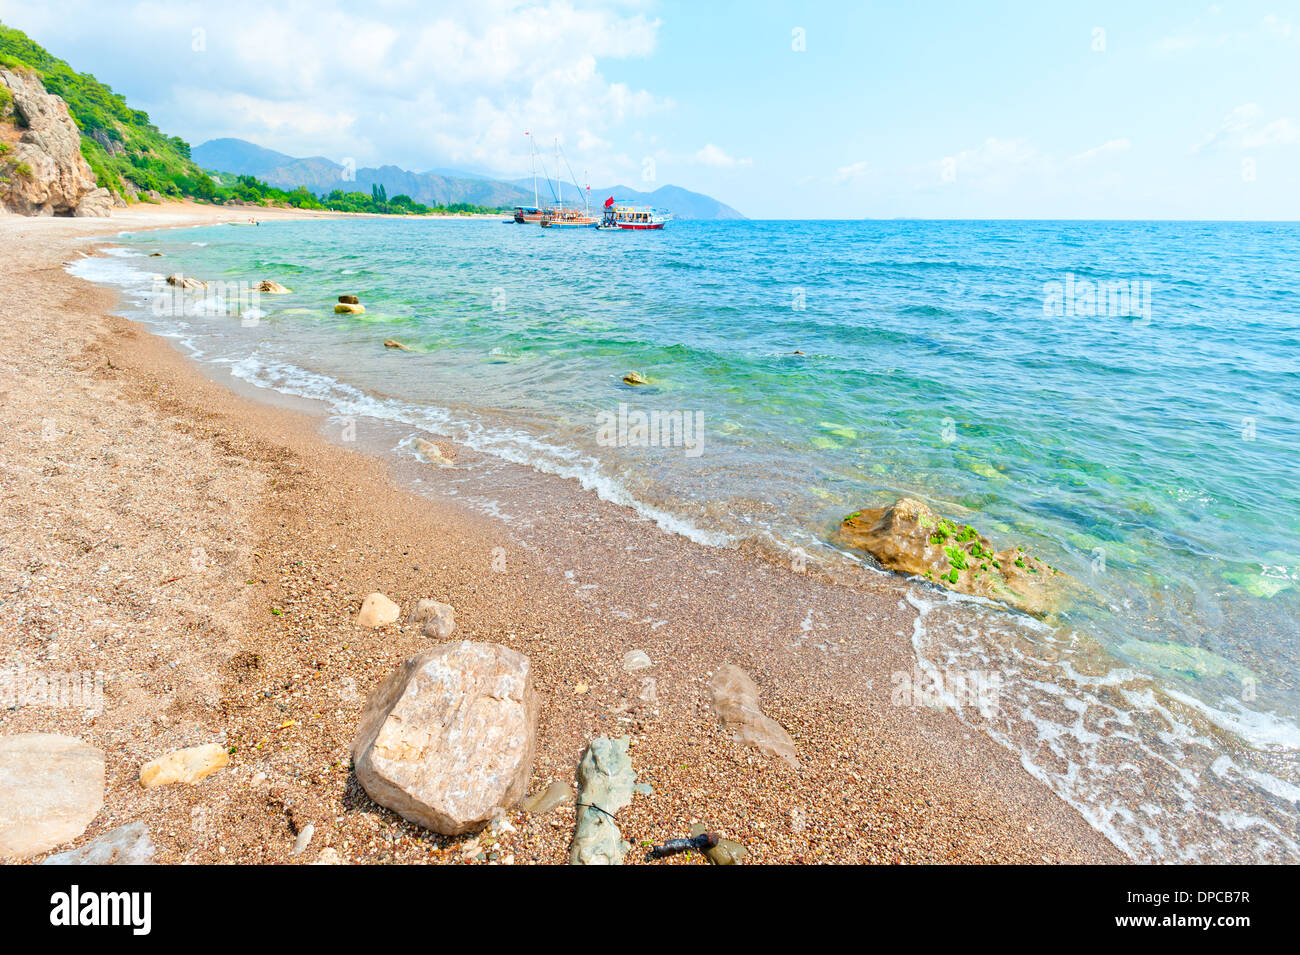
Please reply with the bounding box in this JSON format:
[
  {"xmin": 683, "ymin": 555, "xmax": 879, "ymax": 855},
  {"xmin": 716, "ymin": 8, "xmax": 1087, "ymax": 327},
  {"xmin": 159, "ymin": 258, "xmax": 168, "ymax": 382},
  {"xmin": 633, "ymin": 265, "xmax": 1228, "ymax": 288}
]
[
  {"xmin": 40, "ymin": 822, "xmax": 154, "ymax": 865},
  {"xmin": 570, "ymin": 736, "xmax": 637, "ymax": 865}
]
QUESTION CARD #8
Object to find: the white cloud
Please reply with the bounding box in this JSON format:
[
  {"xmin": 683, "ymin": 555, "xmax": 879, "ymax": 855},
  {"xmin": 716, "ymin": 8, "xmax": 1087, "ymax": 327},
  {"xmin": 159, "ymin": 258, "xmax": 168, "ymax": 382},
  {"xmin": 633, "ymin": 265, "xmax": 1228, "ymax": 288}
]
[
  {"xmin": 919, "ymin": 136, "xmax": 1134, "ymax": 195},
  {"xmin": 932, "ymin": 137, "xmax": 1039, "ymax": 184},
  {"xmin": 1070, "ymin": 138, "xmax": 1132, "ymax": 163},
  {"xmin": 1197, "ymin": 104, "xmax": 1298, "ymax": 152},
  {"xmin": 1262, "ymin": 14, "xmax": 1295, "ymax": 38},
  {"xmin": 0, "ymin": 0, "xmax": 668, "ymax": 180},
  {"xmin": 173, "ymin": 88, "xmax": 357, "ymax": 141},
  {"xmin": 832, "ymin": 160, "xmax": 870, "ymax": 184},
  {"xmin": 693, "ymin": 144, "xmax": 752, "ymax": 168}
]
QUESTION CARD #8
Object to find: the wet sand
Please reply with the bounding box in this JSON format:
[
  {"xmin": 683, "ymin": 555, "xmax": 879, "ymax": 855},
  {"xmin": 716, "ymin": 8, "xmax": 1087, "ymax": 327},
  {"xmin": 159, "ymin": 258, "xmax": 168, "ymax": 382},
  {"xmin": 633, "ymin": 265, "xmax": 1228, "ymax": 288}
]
[{"xmin": 0, "ymin": 201, "xmax": 1122, "ymax": 863}]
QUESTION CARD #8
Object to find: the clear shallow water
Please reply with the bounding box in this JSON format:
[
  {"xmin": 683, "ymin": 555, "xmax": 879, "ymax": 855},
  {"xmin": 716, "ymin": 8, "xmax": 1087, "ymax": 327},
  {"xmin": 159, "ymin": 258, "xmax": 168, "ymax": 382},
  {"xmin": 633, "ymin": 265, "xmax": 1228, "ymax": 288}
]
[{"xmin": 78, "ymin": 217, "xmax": 1300, "ymax": 861}]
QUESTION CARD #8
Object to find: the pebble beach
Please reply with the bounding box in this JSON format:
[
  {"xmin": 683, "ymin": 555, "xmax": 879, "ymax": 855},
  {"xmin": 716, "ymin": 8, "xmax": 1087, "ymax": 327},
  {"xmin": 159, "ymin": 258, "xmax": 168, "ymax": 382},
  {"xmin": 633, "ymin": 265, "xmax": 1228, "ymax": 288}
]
[{"xmin": 0, "ymin": 203, "xmax": 1124, "ymax": 864}]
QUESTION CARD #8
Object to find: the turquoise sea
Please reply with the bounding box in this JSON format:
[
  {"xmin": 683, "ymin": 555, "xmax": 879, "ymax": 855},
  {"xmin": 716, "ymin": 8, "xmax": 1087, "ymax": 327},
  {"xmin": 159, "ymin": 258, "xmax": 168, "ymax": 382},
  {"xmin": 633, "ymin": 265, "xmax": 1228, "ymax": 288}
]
[{"xmin": 75, "ymin": 217, "xmax": 1300, "ymax": 862}]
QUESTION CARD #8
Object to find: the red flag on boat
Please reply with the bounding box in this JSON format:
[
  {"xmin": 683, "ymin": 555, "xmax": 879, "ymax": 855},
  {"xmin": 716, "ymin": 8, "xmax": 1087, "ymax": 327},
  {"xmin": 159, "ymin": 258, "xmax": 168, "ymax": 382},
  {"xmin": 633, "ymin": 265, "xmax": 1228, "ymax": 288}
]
[{"xmin": 604, "ymin": 196, "xmax": 615, "ymax": 208}]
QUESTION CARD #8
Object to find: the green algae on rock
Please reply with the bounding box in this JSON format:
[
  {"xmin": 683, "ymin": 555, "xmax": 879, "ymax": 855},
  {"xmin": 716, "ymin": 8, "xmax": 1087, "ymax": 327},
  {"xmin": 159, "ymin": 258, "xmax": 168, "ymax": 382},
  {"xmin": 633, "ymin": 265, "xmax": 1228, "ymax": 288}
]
[{"xmin": 836, "ymin": 497, "xmax": 1069, "ymax": 616}]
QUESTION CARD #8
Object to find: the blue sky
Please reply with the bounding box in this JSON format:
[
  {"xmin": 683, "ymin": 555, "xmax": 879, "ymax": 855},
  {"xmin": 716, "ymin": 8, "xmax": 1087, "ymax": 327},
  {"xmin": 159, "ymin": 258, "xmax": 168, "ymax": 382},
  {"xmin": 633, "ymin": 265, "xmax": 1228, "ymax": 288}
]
[{"xmin": 1, "ymin": 0, "xmax": 1297, "ymax": 218}]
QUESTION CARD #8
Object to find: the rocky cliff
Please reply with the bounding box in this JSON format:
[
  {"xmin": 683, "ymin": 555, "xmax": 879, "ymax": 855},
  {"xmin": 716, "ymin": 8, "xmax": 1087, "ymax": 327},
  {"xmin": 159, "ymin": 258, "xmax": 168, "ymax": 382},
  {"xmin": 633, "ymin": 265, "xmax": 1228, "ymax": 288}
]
[{"xmin": 0, "ymin": 66, "xmax": 112, "ymax": 216}]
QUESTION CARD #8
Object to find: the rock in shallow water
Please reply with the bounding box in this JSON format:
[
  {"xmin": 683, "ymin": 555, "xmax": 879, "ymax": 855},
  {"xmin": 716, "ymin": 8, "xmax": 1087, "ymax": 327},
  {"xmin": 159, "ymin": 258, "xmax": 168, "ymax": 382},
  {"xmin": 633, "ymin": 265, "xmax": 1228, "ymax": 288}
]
[
  {"xmin": 570, "ymin": 736, "xmax": 638, "ymax": 865},
  {"xmin": 165, "ymin": 273, "xmax": 207, "ymax": 290},
  {"xmin": 708, "ymin": 665, "xmax": 799, "ymax": 768},
  {"xmin": 352, "ymin": 641, "xmax": 539, "ymax": 835},
  {"xmin": 40, "ymin": 822, "xmax": 154, "ymax": 865},
  {"xmin": 835, "ymin": 497, "xmax": 1069, "ymax": 616},
  {"xmin": 0, "ymin": 734, "xmax": 105, "ymax": 859},
  {"xmin": 412, "ymin": 438, "xmax": 453, "ymax": 465}
]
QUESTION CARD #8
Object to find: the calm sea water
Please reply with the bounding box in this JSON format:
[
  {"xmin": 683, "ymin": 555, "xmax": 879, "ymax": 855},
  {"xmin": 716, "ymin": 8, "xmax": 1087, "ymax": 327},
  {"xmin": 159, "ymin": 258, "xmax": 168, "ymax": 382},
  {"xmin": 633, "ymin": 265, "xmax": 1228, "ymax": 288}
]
[{"xmin": 77, "ymin": 217, "xmax": 1300, "ymax": 861}]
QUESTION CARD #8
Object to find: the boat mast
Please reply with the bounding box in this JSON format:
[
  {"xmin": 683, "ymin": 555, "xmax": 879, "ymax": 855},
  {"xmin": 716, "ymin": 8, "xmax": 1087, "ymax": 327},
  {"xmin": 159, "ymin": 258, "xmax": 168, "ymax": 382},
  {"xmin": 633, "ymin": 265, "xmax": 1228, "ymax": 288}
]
[
  {"xmin": 554, "ymin": 138, "xmax": 562, "ymax": 213},
  {"xmin": 529, "ymin": 132, "xmax": 537, "ymax": 209}
]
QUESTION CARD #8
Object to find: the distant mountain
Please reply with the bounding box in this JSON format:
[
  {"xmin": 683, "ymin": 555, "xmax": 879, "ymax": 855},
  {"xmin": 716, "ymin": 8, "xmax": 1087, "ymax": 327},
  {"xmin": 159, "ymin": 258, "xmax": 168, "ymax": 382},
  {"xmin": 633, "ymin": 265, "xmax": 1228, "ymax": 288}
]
[
  {"xmin": 424, "ymin": 166, "xmax": 497, "ymax": 180},
  {"xmin": 194, "ymin": 138, "xmax": 745, "ymax": 218},
  {"xmin": 192, "ymin": 138, "xmax": 301, "ymax": 178}
]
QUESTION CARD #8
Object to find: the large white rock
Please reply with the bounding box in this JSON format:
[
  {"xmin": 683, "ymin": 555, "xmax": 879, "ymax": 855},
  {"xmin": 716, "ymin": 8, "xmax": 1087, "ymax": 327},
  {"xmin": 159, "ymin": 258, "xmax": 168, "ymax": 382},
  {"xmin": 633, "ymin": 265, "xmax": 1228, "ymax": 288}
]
[
  {"xmin": 352, "ymin": 641, "xmax": 539, "ymax": 835},
  {"xmin": 0, "ymin": 734, "xmax": 105, "ymax": 859},
  {"xmin": 0, "ymin": 68, "xmax": 101, "ymax": 216}
]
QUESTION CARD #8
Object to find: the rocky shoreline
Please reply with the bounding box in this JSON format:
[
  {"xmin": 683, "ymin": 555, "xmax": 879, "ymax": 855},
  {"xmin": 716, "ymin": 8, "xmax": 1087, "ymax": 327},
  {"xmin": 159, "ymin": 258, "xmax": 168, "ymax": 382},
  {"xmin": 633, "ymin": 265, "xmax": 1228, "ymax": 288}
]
[{"xmin": 0, "ymin": 204, "xmax": 1124, "ymax": 864}]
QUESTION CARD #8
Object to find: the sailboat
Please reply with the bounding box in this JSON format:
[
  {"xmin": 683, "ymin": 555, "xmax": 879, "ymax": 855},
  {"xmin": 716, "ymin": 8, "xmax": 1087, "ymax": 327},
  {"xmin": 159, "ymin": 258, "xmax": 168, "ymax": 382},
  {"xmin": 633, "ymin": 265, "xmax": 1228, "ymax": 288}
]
[
  {"xmin": 539, "ymin": 138, "xmax": 599, "ymax": 228},
  {"xmin": 512, "ymin": 132, "xmax": 546, "ymax": 224}
]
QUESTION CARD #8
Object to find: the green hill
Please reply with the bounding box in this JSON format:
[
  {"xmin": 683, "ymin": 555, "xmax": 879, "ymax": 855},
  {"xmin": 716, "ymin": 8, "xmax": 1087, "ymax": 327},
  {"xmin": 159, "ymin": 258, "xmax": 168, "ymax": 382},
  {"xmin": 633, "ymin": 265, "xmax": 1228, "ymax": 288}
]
[
  {"xmin": 0, "ymin": 21, "xmax": 212, "ymax": 202},
  {"xmin": 0, "ymin": 21, "xmax": 498, "ymax": 215}
]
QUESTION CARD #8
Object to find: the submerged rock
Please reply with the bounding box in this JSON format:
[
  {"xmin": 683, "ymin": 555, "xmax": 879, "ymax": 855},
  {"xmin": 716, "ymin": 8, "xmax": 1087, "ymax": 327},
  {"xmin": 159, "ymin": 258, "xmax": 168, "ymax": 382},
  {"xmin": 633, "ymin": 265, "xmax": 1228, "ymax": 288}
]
[
  {"xmin": 335, "ymin": 302, "xmax": 365, "ymax": 314},
  {"xmin": 40, "ymin": 822, "xmax": 154, "ymax": 865},
  {"xmin": 406, "ymin": 598, "xmax": 456, "ymax": 639},
  {"xmin": 0, "ymin": 734, "xmax": 105, "ymax": 859},
  {"xmin": 383, "ymin": 338, "xmax": 410, "ymax": 350},
  {"xmin": 1117, "ymin": 640, "xmax": 1255, "ymax": 682},
  {"xmin": 352, "ymin": 641, "xmax": 539, "ymax": 835},
  {"xmin": 412, "ymin": 437, "xmax": 453, "ymax": 465},
  {"xmin": 622, "ymin": 371, "xmax": 648, "ymax": 386},
  {"xmin": 139, "ymin": 743, "xmax": 228, "ymax": 787},
  {"xmin": 570, "ymin": 736, "xmax": 638, "ymax": 865},
  {"xmin": 836, "ymin": 497, "xmax": 1069, "ymax": 617},
  {"xmin": 356, "ymin": 592, "xmax": 400, "ymax": 628},
  {"xmin": 708, "ymin": 665, "xmax": 799, "ymax": 768},
  {"xmin": 254, "ymin": 280, "xmax": 292, "ymax": 294}
]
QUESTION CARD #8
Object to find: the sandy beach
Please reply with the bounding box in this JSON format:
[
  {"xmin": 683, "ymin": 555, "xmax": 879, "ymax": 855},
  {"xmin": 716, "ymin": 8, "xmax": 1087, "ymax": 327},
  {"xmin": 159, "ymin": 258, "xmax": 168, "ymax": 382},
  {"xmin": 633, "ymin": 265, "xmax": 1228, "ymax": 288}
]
[{"xmin": 0, "ymin": 201, "xmax": 1123, "ymax": 864}]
